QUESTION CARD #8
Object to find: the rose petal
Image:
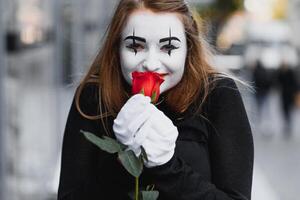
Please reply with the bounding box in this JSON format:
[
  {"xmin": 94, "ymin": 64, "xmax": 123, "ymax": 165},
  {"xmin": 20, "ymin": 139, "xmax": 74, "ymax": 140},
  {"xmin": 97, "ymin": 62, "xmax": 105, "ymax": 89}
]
[{"xmin": 132, "ymin": 71, "xmax": 164, "ymax": 103}]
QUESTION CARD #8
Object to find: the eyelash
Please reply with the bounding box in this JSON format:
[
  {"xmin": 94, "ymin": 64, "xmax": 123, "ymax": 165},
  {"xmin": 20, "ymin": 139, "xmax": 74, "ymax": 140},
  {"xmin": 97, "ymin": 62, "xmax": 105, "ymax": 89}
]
[
  {"xmin": 160, "ymin": 44, "xmax": 179, "ymax": 52},
  {"xmin": 126, "ymin": 43, "xmax": 179, "ymax": 54},
  {"xmin": 126, "ymin": 43, "xmax": 145, "ymax": 52}
]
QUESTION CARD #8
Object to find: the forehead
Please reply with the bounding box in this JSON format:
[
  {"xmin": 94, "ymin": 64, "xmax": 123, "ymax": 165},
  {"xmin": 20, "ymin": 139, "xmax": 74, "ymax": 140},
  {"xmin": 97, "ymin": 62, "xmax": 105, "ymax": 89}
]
[{"xmin": 122, "ymin": 10, "xmax": 185, "ymax": 40}]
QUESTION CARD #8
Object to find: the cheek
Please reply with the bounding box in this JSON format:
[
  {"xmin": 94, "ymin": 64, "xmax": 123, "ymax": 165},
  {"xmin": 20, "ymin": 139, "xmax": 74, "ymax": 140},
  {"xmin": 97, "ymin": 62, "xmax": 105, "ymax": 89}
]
[
  {"xmin": 160, "ymin": 71, "xmax": 184, "ymax": 93},
  {"xmin": 120, "ymin": 48, "xmax": 144, "ymax": 84},
  {"xmin": 120, "ymin": 50, "xmax": 137, "ymax": 69},
  {"xmin": 170, "ymin": 68, "xmax": 184, "ymax": 84},
  {"xmin": 120, "ymin": 47, "xmax": 146, "ymax": 68},
  {"xmin": 162, "ymin": 49, "xmax": 187, "ymax": 73},
  {"xmin": 160, "ymin": 49, "xmax": 186, "ymax": 92}
]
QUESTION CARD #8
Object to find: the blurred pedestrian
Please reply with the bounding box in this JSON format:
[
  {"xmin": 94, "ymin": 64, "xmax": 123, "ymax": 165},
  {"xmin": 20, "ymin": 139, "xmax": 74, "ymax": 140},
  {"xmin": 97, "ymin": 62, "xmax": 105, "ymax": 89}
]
[
  {"xmin": 252, "ymin": 60, "xmax": 272, "ymax": 135},
  {"xmin": 58, "ymin": 0, "xmax": 254, "ymax": 199},
  {"xmin": 277, "ymin": 60, "xmax": 298, "ymax": 138}
]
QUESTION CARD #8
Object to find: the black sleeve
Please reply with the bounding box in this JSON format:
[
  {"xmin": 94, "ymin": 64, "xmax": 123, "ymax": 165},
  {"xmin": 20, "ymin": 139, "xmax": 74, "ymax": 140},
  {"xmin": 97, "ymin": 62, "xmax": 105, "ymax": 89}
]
[
  {"xmin": 144, "ymin": 78, "xmax": 254, "ymax": 200},
  {"xmin": 57, "ymin": 84, "xmax": 111, "ymax": 199}
]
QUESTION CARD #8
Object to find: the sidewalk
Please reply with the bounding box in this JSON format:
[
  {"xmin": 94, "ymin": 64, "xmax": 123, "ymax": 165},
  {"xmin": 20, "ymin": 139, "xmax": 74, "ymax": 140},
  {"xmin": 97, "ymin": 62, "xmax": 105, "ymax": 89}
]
[
  {"xmin": 252, "ymin": 163, "xmax": 280, "ymax": 200},
  {"xmin": 243, "ymin": 89, "xmax": 300, "ymax": 200}
]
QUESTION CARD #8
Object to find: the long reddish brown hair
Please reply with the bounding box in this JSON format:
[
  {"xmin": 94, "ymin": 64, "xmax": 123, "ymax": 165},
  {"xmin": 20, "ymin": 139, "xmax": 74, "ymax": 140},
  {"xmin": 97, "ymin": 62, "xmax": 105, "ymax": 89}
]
[{"xmin": 76, "ymin": 0, "xmax": 218, "ymax": 122}]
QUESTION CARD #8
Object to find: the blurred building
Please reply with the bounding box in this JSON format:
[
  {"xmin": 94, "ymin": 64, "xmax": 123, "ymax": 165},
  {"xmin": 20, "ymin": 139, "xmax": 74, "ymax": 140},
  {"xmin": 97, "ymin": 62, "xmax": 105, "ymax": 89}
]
[
  {"xmin": 0, "ymin": 0, "xmax": 118, "ymax": 199},
  {"xmin": 288, "ymin": 0, "xmax": 300, "ymax": 49},
  {"xmin": 214, "ymin": 0, "xmax": 300, "ymax": 71}
]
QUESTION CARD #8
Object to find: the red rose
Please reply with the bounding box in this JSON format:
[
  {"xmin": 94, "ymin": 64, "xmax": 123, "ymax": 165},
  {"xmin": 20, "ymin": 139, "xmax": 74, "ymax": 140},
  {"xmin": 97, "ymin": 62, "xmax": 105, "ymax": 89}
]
[{"xmin": 132, "ymin": 71, "xmax": 165, "ymax": 103}]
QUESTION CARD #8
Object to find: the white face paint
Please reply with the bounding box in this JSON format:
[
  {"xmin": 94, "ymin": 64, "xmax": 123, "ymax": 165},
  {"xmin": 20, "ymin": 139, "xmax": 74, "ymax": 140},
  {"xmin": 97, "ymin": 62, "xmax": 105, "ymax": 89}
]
[{"xmin": 120, "ymin": 9, "xmax": 187, "ymax": 94}]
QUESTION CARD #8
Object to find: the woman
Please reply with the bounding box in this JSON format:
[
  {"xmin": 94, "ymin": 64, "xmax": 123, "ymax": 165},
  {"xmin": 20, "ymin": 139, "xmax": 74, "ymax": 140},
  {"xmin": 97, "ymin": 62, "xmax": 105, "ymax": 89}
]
[{"xmin": 58, "ymin": 0, "xmax": 254, "ymax": 199}]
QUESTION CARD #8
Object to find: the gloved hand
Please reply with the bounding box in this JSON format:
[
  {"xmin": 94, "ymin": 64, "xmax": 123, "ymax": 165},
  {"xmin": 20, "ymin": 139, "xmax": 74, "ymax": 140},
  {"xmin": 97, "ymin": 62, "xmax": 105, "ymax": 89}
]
[
  {"xmin": 139, "ymin": 104, "xmax": 179, "ymax": 168},
  {"xmin": 113, "ymin": 94, "xmax": 178, "ymax": 168},
  {"xmin": 113, "ymin": 94, "xmax": 152, "ymax": 156}
]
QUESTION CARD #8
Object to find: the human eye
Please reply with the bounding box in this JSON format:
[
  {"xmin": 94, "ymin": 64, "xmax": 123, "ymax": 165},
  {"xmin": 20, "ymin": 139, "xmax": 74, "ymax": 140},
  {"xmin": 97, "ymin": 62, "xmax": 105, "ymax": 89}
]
[
  {"xmin": 160, "ymin": 44, "xmax": 179, "ymax": 54},
  {"xmin": 126, "ymin": 43, "xmax": 145, "ymax": 52}
]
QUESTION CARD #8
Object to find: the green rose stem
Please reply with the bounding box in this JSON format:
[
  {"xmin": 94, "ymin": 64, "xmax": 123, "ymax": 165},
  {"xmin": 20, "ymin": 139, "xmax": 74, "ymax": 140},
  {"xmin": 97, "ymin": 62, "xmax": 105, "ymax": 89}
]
[{"xmin": 135, "ymin": 177, "xmax": 139, "ymax": 200}]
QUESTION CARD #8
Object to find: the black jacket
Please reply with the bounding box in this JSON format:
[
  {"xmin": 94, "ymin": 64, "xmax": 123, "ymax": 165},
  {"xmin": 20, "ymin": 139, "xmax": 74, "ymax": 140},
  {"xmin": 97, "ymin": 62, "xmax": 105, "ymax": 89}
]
[{"xmin": 58, "ymin": 77, "xmax": 254, "ymax": 200}]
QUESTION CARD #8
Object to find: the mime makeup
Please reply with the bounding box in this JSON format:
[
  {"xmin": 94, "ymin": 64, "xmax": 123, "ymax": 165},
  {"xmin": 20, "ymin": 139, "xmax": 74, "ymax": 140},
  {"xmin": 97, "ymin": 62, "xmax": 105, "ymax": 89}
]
[{"xmin": 120, "ymin": 9, "xmax": 187, "ymax": 94}]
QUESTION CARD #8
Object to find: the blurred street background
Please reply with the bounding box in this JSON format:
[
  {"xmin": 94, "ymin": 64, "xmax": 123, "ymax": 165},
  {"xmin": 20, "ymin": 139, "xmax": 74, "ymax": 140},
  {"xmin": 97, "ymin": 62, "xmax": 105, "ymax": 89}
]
[{"xmin": 0, "ymin": 0, "xmax": 300, "ymax": 199}]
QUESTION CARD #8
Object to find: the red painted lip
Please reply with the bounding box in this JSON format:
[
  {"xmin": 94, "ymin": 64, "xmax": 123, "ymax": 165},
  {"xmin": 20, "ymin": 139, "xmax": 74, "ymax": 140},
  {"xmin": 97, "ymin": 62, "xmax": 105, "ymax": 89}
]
[{"xmin": 159, "ymin": 73, "xmax": 169, "ymax": 77}]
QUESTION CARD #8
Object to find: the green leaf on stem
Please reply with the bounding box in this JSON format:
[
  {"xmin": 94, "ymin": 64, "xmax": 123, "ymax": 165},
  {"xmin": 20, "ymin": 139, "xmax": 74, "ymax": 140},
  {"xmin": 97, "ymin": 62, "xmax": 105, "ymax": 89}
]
[
  {"xmin": 118, "ymin": 150, "xmax": 143, "ymax": 178},
  {"xmin": 141, "ymin": 191, "xmax": 159, "ymax": 200},
  {"xmin": 117, "ymin": 140, "xmax": 128, "ymax": 151},
  {"xmin": 81, "ymin": 130, "xmax": 122, "ymax": 153},
  {"xmin": 129, "ymin": 190, "xmax": 159, "ymax": 200}
]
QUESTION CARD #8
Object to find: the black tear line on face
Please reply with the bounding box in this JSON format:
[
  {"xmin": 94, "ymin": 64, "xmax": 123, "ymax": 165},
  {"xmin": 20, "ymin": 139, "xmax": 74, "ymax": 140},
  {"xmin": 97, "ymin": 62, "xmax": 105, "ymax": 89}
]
[
  {"xmin": 124, "ymin": 29, "xmax": 146, "ymax": 56},
  {"xmin": 158, "ymin": 28, "xmax": 181, "ymax": 56},
  {"xmin": 168, "ymin": 28, "xmax": 172, "ymax": 56},
  {"xmin": 132, "ymin": 29, "xmax": 137, "ymax": 55}
]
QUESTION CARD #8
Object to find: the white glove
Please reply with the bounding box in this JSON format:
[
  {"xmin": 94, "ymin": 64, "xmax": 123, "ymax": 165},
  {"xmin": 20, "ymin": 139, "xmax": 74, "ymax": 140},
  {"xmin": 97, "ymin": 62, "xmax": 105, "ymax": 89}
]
[
  {"xmin": 139, "ymin": 104, "xmax": 179, "ymax": 168},
  {"xmin": 113, "ymin": 94, "xmax": 152, "ymax": 156},
  {"xmin": 113, "ymin": 94, "xmax": 178, "ymax": 168}
]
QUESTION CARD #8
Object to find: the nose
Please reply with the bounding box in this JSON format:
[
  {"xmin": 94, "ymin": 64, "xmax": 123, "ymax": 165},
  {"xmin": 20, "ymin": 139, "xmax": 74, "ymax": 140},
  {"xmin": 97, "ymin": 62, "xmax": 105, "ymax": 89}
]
[{"xmin": 142, "ymin": 48, "xmax": 161, "ymax": 72}]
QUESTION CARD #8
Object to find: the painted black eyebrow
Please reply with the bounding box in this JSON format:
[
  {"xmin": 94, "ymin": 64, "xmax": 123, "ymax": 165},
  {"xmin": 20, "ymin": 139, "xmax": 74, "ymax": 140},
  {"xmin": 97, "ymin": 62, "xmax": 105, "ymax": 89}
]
[
  {"xmin": 124, "ymin": 36, "xmax": 146, "ymax": 43},
  {"xmin": 159, "ymin": 37, "xmax": 181, "ymax": 43}
]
